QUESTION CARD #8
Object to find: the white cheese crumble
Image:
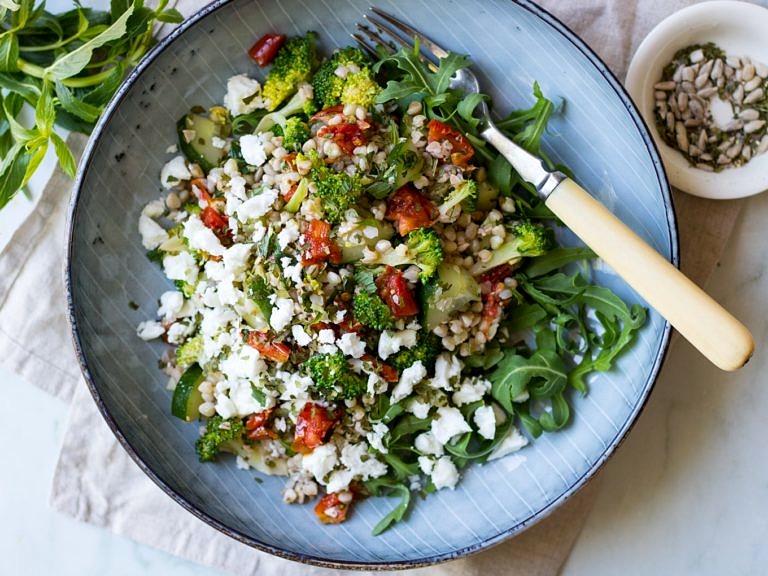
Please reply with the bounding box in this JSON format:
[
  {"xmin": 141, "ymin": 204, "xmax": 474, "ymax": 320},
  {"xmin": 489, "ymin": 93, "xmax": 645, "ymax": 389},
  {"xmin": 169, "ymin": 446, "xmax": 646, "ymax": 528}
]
[
  {"xmin": 160, "ymin": 156, "xmax": 191, "ymax": 188},
  {"xmin": 391, "ymin": 360, "xmax": 426, "ymax": 403},
  {"xmin": 183, "ymin": 214, "xmax": 226, "ymax": 257},
  {"xmin": 211, "ymin": 136, "xmax": 227, "ymax": 149},
  {"xmin": 431, "ymin": 353, "xmax": 463, "ymax": 390},
  {"xmin": 318, "ymin": 329, "xmax": 336, "ymax": 344},
  {"xmin": 418, "ymin": 455, "xmax": 434, "ymax": 475},
  {"xmin": 406, "ymin": 398, "xmax": 430, "ymax": 420},
  {"xmin": 336, "ymin": 332, "xmax": 366, "ymax": 359},
  {"xmin": 339, "ymin": 442, "xmax": 387, "ymax": 480},
  {"xmin": 223, "ymin": 74, "xmax": 264, "ymax": 115},
  {"xmin": 431, "ymin": 406, "xmax": 472, "ymax": 445},
  {"xmin": 414, "ymin": 431, "xmax": 444, "ymax": 456},
  {"xmin": 366, "ymin": 422, "xmax": 389, "ymax": 454},
  {"xmin": 162, "ymin": 252, "xmax": 198, "ymax": 284},
  {"xmin": 136, "ymin": 320, "xmax": 164, "ymax": 340},
  {"xmin": 157, "ymin": 290, "xmax": 184, "ymax": 322},
  {"xmin": 277, "ymin": 219, "xmax": 300, "ymax": 249},
  {"xmin": 377, "ymin": 329, "xmax": 417, "ymax": 360},
  {"xmin": 138, "ymin": 208, "xmax": 168, "ymax": 250},
  {"xmin": 291, "ymin": 324, "xmax": 312, "ymax": 347},
  {"xmin": 222, "ymin": 243, "xmax": 252, "ymax": 281},
  {"xmin": 236, "ymin": 189, "xmax": 278, "ymax": 223},
  {"xmin": 270, "ymin": 298, "xmax": 295, "ymax": 332},
  {"xmin": 431, "ymin": 456, "xmax": 460, "ymax": 490},
  {"xmin": 302, "ymin": 444, "xmax": 338, "ymax": 484},
  {"xmin": 452, "ymin": 377, "xmax": 491, "ymax": 406},
  {"xmin": 240, "ymin": 134, "xmax": 268, "ymax": 167},
  {"xmin": 473, "ymin": 405, "xmax": 496, "ymax": 440},
  {"xmin": 488, "ymin": 426, "xmax": 528, "ymax": 461}
]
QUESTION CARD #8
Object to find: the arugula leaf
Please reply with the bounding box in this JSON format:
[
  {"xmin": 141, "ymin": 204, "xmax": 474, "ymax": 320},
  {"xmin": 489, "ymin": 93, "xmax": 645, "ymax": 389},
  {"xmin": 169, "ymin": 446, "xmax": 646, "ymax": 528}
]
[{"xmin": 364, "ymin": 479, "xmax": 412, "ymax": 536}]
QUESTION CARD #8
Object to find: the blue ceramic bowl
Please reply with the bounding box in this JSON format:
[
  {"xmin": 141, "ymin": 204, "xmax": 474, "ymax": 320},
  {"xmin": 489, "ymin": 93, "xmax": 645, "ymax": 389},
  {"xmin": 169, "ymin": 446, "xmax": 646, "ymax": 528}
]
[{"xmin": 67, "ymin": 0, "xmax": 674, "ymax": 568}]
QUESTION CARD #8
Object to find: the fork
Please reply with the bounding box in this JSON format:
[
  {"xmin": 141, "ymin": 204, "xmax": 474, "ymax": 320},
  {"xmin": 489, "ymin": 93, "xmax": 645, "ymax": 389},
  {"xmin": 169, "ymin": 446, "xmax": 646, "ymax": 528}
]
[{"xmin": 355, "ymin": 7, "xmax": 754, "ymax": 371}]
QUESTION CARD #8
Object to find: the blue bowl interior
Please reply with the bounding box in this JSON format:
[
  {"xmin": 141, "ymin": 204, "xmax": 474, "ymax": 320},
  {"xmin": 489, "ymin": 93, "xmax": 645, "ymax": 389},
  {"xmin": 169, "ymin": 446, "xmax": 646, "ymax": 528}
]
[{"xmin": 68, "ymin": 0, "xmax": 673, "ymax": 567}]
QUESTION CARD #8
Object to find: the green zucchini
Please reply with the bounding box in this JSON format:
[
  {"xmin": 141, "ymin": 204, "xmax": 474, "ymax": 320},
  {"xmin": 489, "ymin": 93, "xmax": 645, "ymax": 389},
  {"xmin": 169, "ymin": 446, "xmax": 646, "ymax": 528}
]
[
  {"xmin": 339, "ymin": 219, "xmax": 395, "ymax": 263},
  {"xmin": 177, "ymin": 113, "xmax": 228, "ymax": 171},
  {"xmin": 421, "ymin": 263, "xmax": 481, "ymax": 331},
  {"xmin": 171, "ymin": 363, "xmax": 206, "ymax": 422}
]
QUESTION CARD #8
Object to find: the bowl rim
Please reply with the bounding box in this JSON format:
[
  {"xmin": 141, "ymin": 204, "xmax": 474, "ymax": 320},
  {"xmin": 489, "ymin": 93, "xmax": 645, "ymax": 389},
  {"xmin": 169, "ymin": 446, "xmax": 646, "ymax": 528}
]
[
  {"xmin": 65, "ymin": 0, "xmax": 676, "ymax": 569},
  {"xmin": 625, "ymin": 0, "xmax": 768, "ymax": 199}
]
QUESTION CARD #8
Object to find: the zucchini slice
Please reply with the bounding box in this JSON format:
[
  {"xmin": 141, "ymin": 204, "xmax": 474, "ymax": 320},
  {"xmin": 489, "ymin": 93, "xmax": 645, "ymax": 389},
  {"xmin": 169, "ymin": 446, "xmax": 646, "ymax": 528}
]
[
  {"xmin": 421, "ymin": 263, "xmax": 481, "ymax": 331},
  {"xmin": 171, "ymin": 363, "xmax": 206, "ymax": 422},
  {"xmin": 177, "ymin": 113, "xmax": 227, "ymax": 171}
]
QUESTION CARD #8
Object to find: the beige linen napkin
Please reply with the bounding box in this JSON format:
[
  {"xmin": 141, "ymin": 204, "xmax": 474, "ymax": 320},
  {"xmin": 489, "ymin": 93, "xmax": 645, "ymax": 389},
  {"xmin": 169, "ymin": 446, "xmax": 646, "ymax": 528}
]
[{"xmin": 0, "ymin": 1, "xmax": 746, "ymax": 575}]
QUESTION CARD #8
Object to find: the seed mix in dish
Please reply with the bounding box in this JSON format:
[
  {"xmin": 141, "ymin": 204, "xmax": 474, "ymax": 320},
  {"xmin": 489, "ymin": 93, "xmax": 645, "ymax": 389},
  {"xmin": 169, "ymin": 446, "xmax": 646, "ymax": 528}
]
[
  {"xmin": 654, "ymin": 42, "xmax": 768, "ymax": 171},
  {"xmin": 137, "ymin": 32, "xmax": 646, "ymax": 532}
]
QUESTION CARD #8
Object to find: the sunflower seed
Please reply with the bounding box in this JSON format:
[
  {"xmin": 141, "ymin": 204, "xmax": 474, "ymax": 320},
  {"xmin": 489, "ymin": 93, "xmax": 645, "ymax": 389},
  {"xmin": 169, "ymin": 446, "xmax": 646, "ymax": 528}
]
[
  {"xmin": 697, "ymin": 87, "xmax": 717, "ymax": 99},
  {"xmin": 742, "ymin": 62, "xmax": 756, "ymax": 82},
  {"xmin": 744, "ymin": 119, "xmax": 766, "ymax": 134},
  {"xmin": 726, "ymin": 56, "xmax": 741, "ymax": 68},
  {"xmin": 675, "ymin": 121, "xmax": 689, "ymax": 150},
  {"xmin": 757, "ymin": 135, "xmax": 768, "ymax": 154},
  {"xmin": 744, "ymin": 77, "xmax": 762, "ymax": 92},
  {"xmin": 732, "ymin": 84, "xmax": 745, "ymax": 104},
  {"xmin": 726, "ymin": 141, "xmax": 743, "ymax": 158},
  {"xmin": 755, "ymin": 62, "xmax": 768, "ymax": 78},
  {"xmin": 742, "ymin": 146, "xmax": 752, "ymax": 161},
  {"xmin": 682, "ymin": 67, "xmax": 696, "ymax": 82},
  {"xmin": 710, "ymin": 59, "xmax": 722, "ymax": 80},
  {"xmin": 743, "ymin": 88, "xmax": 764, "ymax": 104},
  {"xmin": 654, "ymin": 80, "xmax": 677, "ymax": 91},
  {"xmin": 698, "ymin": 130, "xmax": 708, "ymax": 149},
  {"xmin": 739, "ymin": 109, "xmax": 760, "ymax": 121},
  {"xmin": 695, "ymin": 73, "xmax": 710, "ymax": 89},
  {"xmin": 717, "ymin": 153, "xmax": 731, "ymax": 165},
  {"xmin": 697, "ymin": 163, "xmax": 715, "ymax": 171},
  {"xmin": 677, "ymin": 92, "xmax": 689, "ymax": 112}
]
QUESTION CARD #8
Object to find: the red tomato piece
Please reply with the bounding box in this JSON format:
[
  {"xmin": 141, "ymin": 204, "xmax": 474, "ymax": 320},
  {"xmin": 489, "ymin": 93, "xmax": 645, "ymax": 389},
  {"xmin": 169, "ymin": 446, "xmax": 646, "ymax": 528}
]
[
  {"xmin": 385, "ymin": 184, "xmax": 437, "ymax": 236},
  {"xmin": 361, "ymin": 354, "xmax": 399, "ymax": 383},
  {"xmin": 191, "ymin": 178, "xmax": 213, "ymax": 205},
  {"xmin": 317, "ymin": 120, "xmax": 370, "ymax": 155},
  {"xmin": 246, "ymin": 331, "xmax": 291, "ymax": 363},
  {"xmin": 314, "ymin": 492, "xmax": 353, "ymax": 524},
  {"xmin": 245, "ymin": 409, "xmax": 277, "ymax": 441},
  {"xmin": 310, "ymin": 104, "xmax": 344, "ymax": 123},
  {"xmin": 426, "ymin": 119, "xmax": 475, "ymax": 166},
  {"xmin": 477, "ymin": 265, "xmax": 514, "ymax": 338},
  {"xmin": 301, "ymin": 220, "xmax": 342, "ymax": 266},
  {"xmin": 293, "ymin": 403, "xmax": 341, "ymax": 454},
  {"xmin": 248, "ymin": 33, "xmax": 286, "ymax": 67},
  {"xmin": 200, "ymin": 206, "xmax": 232, "ymax": 245},
  {"xmin": 376, "ymin": 266, "xmax": 419, "ymax": 318}
]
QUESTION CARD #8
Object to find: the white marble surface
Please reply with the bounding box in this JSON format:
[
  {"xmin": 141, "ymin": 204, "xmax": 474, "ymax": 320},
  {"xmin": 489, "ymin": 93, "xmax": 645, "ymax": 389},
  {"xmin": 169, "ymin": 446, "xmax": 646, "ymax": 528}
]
[{"xmin": 3, "ymin": 190, "xmax": 766, "ymax": 576}]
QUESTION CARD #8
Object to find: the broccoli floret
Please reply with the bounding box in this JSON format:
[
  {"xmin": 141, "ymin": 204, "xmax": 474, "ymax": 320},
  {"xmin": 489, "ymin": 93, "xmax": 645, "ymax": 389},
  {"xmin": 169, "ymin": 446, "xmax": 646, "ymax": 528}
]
[
  {"xmin": 353, "ymin": 291, "xmax": 394, "ymax": 331},
  {"xmin": 254, "ymin": 83, "xmax": 316, "ymax": 134},
  {"xmin": 473, "ymin": 221, "xmax": 555, "ymax": 275},
  {"xmin": 309, "ymin": 163, "xmax": 362, "ymax": 225},
  {"xmin": 374, "ymin": 228, "xmax": 444, "ymax": 282},
  {"xmin": 282, "ymin": 116, "xmax": 311, "ymax": 151},
  {"xmin": 311, "ymin": 47, "xmax": 381, "ymax": 110},
  {"xmin": 262, "ymin": 32, "xmax": 319, "ymax": 111},
  {"xmin": 437, "ymin": 179, "xmax": 478, "ymax": 222},
  {"xmin": 307, "ymin": 350, "xmax": 367, "ymax": 400},
  {"xmin": 388, "ymin": 332, "xmax": 442, "ymax": 372},
  {"xmin": 195, "ymin": 415, "xmax": 245, "ymax": 462},
  {"xmin": 176, "ymin": 334, "xmax": 203, "ymax": 370}
]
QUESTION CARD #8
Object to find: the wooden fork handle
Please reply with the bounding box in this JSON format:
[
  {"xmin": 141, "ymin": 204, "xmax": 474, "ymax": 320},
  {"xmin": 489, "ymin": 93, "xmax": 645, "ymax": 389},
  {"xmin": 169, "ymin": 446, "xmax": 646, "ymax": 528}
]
[{"xmin": 545, "ymin": 177, "xmax": 754, "ymax": 371}]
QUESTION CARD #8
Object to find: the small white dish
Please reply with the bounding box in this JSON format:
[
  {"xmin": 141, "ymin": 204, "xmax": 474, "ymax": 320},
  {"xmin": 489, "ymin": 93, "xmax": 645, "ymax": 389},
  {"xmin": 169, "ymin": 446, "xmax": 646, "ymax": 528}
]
[{"xmin": 626, "ymin": 1, "xmax": 768, "ymax": 199}]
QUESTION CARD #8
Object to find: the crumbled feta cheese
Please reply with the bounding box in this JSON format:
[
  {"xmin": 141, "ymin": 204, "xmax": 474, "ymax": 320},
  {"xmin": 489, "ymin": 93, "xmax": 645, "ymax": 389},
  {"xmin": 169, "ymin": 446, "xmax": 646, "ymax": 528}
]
[
  {"xmin": 138, "ymin": 212, "xmax": 168, "ymax": 249},
  {"xmin": 183, "ymin": 214, "xmax": 226, "ymax": 257},
  {"xmin": 318, "ymin": 329, "xmax": 336, "ymax": 344},
  {"xmin": 277, "ymin": 219, "xmax": 300, "ymax": 250},
  {"xmin": 431, "ymin": 456, "xmax": 460, "ymax": 490},
  {"xmin": 362, "ymin": 225, "xmax": 379, "ymax": 239},
  {"xmin": 391, "ymin": 360, "xmax": 427, "ymax": 402},
  {"xmin": 136, "ymin": 320, "xmax": 164, "ymax": 340},
  {"xmin": 165, "ymin": 144, "xmax": 178, "ymax": 154},
  {"xmin": 223, "ymin": 74, "xmax": 264, "ymax": 115},
  {"xmin": 282, "ymin": 258, "xmax": 303, "ymax": 286},
  {"xmin": 214, "ymin": 394, "xmax": 238, "ymax": 419},
  {"xmin": 418, "ymin": 455, "xmax": 435, "ymax": 475},
  {"xmin": 162, "ymin": 251, "xmax": 198, "ymax": 284},
  {"xmin": 157, "ymin": 290, "xmax": 184, "ymax": 321},
  {"xmin": 431, "ymin": 353, "xmax": 463, "ymax": 389},
  {"xmin": 339, "ymin": 443, "xmax": 387, "ymax": 480},
  {"xmin": 270, "ymin": 298, "xmax": 295, "ymax": 332},
  {"xmin": 336, "ymin": 332, "xmax": 366, "ymax": 359},
  {"xmin": 377, "ymin": 329, "xmax": 417, "ymax": 360},
  {"xmin": 166, "ymin": 321, "xmax": 193, "ymax": 345},
  {"xmin": 219, "ymin": 344, "xmax": 264, "ymax": 382},
  {"xmin": 366, "ymin": 372, "xmax": 387, "ymax": 396},
  {"xmin": 199, "ymin": 306, "xmax": 237, "ymax": 338},
  {"xmin": 222, "ymin": 243, "xmax": 252, "ymax": 281},
  {"xmin": 325, "ymin": 469, "xmax": 353, "ymax": 494},
  {"xmin": 211, "ymin": 135, "xmax": 227, "ymax": 149},
  {"xmin": 452, "ymin": 376, "xmax": 491, "ymax": 406},
  {"xmin": 160, "ymin": 156, "xmax": 191, "ymax": 188},
  {"xmin": 488, "ymin": 427, "xmax": 529, "ymax": 461},
  {"xmin": 414, "ymin": 431, "xmax": 444, "ymax": 456},
  {"xmin": 473, "ymin": 405, "xmax": 496, "ymax": 440},
  {"xmin": 240, "ymin": 134, "xmax": 267, "ymax": 167},
  {"xmin": 276, "ymin": 370, "xmax": 313, "ymax": 400},
  {"xmin": 406, "ymin": 398, "xmax": 430, "ymax": 420},
  {"xmin": 228, "ymin": 379, "xmax": 274, "ymax": 416},
  {"xmin": 431, "ymin": 406, "xmax": 472, "ymax": 445},
  {"xmin": 366, "ymin": 422, "xmax": 389, "ymax": 454},
  {"xmin": 291, "ymin": 325, "xmax": 312, "ymax": 347},
  {"xmin": 236, "ymin": 189, "xmax": 278, "ymax": 223},
  {"xmin": 302, "ymin": 444, "xmax": 338, "ymax": 484}
]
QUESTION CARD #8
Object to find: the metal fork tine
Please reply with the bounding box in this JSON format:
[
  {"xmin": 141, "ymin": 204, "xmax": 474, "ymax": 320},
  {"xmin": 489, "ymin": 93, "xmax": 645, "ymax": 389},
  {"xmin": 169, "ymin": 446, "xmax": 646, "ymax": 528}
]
[
  {"xmin": 351, "ymin": 32, "xmax": 382, "ymax": 60},
  {"xmin": 355, "ymin": 23, "xmax": 397, "ymax": 56},
  {"xmin": 364, "ymin": 14, "xmax": 439, "ymax": 72},
  {"xmin": 370, "ymin": 6, "xmax": 450, "ymax": 60}
]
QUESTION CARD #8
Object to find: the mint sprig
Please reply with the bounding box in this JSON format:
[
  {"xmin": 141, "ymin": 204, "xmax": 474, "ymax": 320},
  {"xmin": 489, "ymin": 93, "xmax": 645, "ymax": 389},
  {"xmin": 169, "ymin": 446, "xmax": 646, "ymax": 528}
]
[{"xmin": 0, "ymin": 0, "xmax": 183, "ymax": 209}]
